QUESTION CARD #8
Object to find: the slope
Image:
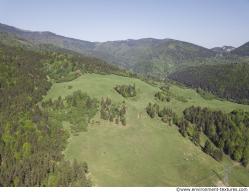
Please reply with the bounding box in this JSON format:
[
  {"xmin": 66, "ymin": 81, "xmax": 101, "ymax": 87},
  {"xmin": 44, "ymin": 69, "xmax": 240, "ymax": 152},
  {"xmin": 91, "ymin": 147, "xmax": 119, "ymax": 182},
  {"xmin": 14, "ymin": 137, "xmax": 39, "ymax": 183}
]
[
  {"xmin": 0, "ymin": 40, "xmax": 129, "ymax": 186},
  {"xmin": 0, "ymin": 23, "xmax": 95, "ymax": 53},
  {"xmin": 232, "ymin": 42, "xmax": 249, "ymax": 56},
  {"xmin": 45, "ymin": 73, "xmax": 249, "ymax": 186},
  {"xmin": 168, "ymin": 63, "xmax": 249, "ymax": 104},
  {"xmin": 92, "ymin": 38, "xmax": 216, "ymax": 76}
]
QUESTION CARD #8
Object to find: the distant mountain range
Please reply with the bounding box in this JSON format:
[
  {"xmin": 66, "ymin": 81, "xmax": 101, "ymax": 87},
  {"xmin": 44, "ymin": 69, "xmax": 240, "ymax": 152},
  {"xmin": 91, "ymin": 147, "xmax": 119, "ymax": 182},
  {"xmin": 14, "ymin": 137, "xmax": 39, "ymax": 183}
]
[{"xmin": 0, "ymin": 22, "xmax": 248, "ymax": 77}]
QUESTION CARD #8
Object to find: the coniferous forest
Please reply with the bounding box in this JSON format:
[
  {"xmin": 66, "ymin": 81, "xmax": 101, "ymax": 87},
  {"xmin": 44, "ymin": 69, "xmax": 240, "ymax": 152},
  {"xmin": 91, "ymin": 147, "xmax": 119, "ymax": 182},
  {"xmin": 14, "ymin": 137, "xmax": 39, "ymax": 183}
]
[
  {"xmin": 169, "ymin": 63, "xmax": 249, "ymax": 104},
  {"xmin": 182, "ymin": 107, "xmax": 249, "ymax": 166},
  {"xmin": 0, "ymin": 41, "xmax": 130, "ymax": 186}
]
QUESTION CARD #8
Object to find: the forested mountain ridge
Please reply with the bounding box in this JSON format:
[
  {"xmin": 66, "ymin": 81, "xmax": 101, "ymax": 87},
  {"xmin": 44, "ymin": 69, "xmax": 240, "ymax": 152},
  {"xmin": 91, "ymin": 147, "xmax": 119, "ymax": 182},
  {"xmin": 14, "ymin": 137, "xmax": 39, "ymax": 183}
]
[
  {"xmin": 0, "ymin": 22, "xmax": 218, "ymax": 76},
  {"xmin": 168, "ymin": 62, "xmax": 249, "ymax": 104},
  {"xmin": 231, "ymin": 42, "xmax": 249, "ymax": 56},
  {"xmin": 91, "ymin": 38, "xmax": 216, "ymax": 76},
  {"xmin": 0, "ymin": 23, "xmax": 95, "ymax": 53},
  {"xmin": 2, "ymin": 22, "xmax": 249, "ymax": 78}
]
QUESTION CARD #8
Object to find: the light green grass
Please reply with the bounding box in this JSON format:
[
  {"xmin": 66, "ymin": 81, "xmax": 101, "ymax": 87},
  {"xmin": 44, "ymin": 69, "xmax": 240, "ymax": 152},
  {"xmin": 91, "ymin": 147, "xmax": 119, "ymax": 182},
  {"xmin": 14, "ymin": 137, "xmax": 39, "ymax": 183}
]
[{"xmin": 45, "ymin": 73, "xmax": 249, "ymax": 186}]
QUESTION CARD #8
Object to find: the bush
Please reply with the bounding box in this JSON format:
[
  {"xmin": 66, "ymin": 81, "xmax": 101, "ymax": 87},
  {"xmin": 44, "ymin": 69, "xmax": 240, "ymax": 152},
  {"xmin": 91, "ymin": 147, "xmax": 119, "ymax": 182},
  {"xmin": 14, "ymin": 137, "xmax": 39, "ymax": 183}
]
[
  {"xmin": 114, "ymin": 84, "xmax": 136, "ymax": 97},
  {"xmin": 100, "ymin": 97, "xmax": 127, "ymax": 126}
]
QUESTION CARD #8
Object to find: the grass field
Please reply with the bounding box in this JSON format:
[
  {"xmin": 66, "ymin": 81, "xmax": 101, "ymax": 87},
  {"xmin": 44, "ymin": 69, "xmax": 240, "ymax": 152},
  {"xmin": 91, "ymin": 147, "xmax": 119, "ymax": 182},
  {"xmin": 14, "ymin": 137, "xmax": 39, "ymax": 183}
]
[{"xmin": 45, "ymin": 73, "xmax": 249, "ymax": 186}]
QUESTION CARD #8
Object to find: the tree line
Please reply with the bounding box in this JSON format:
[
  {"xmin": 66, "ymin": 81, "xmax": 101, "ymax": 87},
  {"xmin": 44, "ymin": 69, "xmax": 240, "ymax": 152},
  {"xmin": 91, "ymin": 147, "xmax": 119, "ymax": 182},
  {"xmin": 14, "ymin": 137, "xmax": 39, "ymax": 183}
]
[
  {"xmin": 114, "ymin": 84, "xmax": 136, "ymax": 98},
  {"xmin": 43, "ymin": 51, "xmax": 134, "ymax": 83},
  {"xmin": 41, "ymin": 90, "xmax": 98, "ymax": 134},
  {"xmin": 155, "ymin": 91, "xmax": 171, "ymax": 102},
  {"xmin": 146, "ymin": 103, "xmax": 176, "ymax": 125},
  {"xmin": 181, "ymin": 106, "xmax": 249, "ymax": 166},
  {"xmin": 100, "ymin": 97, "xmax": 127, "ymax": 126}
]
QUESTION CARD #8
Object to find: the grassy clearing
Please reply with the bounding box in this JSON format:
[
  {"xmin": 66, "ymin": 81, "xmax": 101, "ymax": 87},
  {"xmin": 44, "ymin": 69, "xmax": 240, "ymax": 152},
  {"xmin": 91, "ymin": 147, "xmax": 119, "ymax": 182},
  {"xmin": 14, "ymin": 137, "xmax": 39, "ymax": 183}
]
[{"xmin": 45, "ymin": 73, "xmax": 249, "ymax": 186}]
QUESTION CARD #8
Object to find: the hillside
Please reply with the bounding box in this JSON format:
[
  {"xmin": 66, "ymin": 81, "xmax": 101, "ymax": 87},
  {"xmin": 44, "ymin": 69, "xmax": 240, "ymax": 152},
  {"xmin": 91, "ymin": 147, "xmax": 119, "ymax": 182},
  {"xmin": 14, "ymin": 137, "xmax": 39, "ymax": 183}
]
[
  {"xmin": 0, "ymin": 23, "xmax": 95, "ymax": 53},
  {"xmin": 232, "ymin": 42, "xmax": 249, "ymax": 56},
  {"xmin": 0, "ymin": 23, "xmax": 217, "ymax": 76},
  {"xmin": 168, "ymin": 63, "xmax": 249, "ymax": 104},
  {"xmin": 92, "ymin": 38, "xmax": 216, "ymax": 76},
  {"xmin": 0, "ymin": 41, "xmax": 130, "ymax": 186},
  {"xmin": 1, "ymin": 22, "xmax": 249, "ymax": 187},
  {"xmin": 45, "ymin": 73, "xmax": 249, "ymax": 186}
]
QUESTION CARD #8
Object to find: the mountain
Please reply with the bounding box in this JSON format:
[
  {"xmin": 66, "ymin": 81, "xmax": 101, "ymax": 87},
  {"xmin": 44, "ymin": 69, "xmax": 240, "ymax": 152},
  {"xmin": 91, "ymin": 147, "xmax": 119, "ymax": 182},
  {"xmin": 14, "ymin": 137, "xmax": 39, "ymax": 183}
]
[
  {"xmin": 92, "ymin": 38, "xmax": 216, "ymax": 76},
  {"xmin": 232, "ymin": 42, "xmax": 249, "ymax": 56},
  {"xmin": 211, "ymin": 46, "xmax": 235, "ymax": 54},
  {"xmin": 168, "ymin": 62, "xmax": 249, "ymax": 104},
  {"xmin": 0, "ymin": 23, "xmax": 95, "ymax": 53},
  {"xmin": 1, "ymin": 22, "xmax": 249, "ymax": 187},
  {"xmin": 0, "ymin": 23, "xmax": 216, "ymax": 76}
]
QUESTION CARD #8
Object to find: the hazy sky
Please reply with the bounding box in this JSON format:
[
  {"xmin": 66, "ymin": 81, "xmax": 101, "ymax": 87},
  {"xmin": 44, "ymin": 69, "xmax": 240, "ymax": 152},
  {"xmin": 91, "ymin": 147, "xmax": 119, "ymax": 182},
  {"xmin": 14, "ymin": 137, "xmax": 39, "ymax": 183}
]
[{"xmin": 0, "ymin": 0, "xmax": 248, "ymax": 48}]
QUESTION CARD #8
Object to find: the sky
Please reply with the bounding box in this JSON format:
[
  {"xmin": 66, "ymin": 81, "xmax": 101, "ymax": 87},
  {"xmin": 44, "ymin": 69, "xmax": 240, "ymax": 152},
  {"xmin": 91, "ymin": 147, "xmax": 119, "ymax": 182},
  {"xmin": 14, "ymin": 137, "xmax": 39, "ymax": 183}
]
[{"xmin": 0, "ymin": 0, "xmax": 249, "ymax": 48}]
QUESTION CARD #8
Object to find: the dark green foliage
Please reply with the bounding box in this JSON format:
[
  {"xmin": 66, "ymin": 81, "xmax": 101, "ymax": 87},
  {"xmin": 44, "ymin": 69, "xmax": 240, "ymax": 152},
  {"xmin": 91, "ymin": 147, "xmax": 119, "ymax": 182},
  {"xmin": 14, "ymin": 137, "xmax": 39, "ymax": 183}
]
[
  {"xmin": 114, "ymin": 84, "xmax": 136, "ymax": 98},
  {"xmin": 43, "ymin": 51, "xmax": 129, "ymax": 83},
  {"xmin": 183, "ymin": 106, "xmax": 249, "ymax": 164},
  {"xmin": 242, "ymin": 147, "xmax": 249, "ymax": 167},
  {"xmin": 212, "ymin": 149, "xmax": 223, "ymax": 162},
  {"xmin": 191, "ymin": 130, "xmax": 201, "ymax": 146},
  {"xmin": 42, "ymin": 91, "xmax": 98, "ymax": 133},
  {"xmin": 204, "ymin": 140, "xmax": 213, "ymax": 155},
  {"xmin": 203, "ymin": 140, "xmax": 223, "ymax": 161},
  {"xmin": 146, "ymin": 103, "xmax": 159, "ymax": 118},
  {"xmin": 160, "ymin": 85, "xmax": 170, "ymax": 92},
  {"xmin": 177, "ymin": 118, "xmax": 189, "ymax": 137},
  {"xmin": 196, "ymin": 88, "xmax": 216, "ymax": 100},
  {"xmin": 159, "ymin": 107, "xmax": 176, "ymax": 125},
  {"xmin": 100, "ymin": 98, "xmax": 127, "ymax": 126},
  {"xmin": 169, "ymin": 63, "xmax": 249, "ymax": 104},
  {"xmin": 232, "ymin": 42, "xmax": 249, "ymax": 56},
  {"xmin": 50, "ymin": 160, "xmax": 91, "ymax": 187},
  {"xmin": 0, "ymin": 43, "xmax": 92, "ymax": 186},
  {"xmin": 146, "ymin": 103, "xmax": 176, "ymax": 126},
  {"xmin": 155, "ymin": 91, "xmax": 171, "ymax": 102}
]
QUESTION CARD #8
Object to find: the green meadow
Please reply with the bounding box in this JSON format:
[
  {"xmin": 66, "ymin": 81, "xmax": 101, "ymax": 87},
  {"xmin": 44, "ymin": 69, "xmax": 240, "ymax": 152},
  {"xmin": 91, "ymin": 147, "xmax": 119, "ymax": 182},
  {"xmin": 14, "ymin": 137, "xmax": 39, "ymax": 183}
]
[{"xmin": 45, "ymin": 73, "xmax": 249, "ymax": 186}]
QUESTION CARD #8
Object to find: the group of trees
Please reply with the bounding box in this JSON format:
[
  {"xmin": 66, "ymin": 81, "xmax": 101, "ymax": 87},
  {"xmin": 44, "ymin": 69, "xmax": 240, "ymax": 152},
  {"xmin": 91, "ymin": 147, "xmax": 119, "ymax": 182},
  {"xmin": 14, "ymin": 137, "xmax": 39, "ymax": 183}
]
[
  {"xmin": 43, "ymin": 51, "xmax": 131, "ymax": 83},
  {"xmin": 182, "ymin": 106, "xmax": 249, "ymax": 166},
  {"xmin": 176, "ymin": 118, "xmax": 202, "ymax": 147},
  {"xmin": 155, "ymin": 91, "xmax": 171, "ymax": 102},
  {"xmin": 49, "ymin": 160, "xmax": 91, "ymax": 187},
  {"xmin": 176, "ymin": 114, "xmax": 224, "ymax": 162},
  {"xmin": 146, "ymin": 103, "xmax": 176, "ymax": 125},
  {"xmin": 155, "ymin": 86, "xmax": 171, "ymax": 102},
  {"xmin": 146, "ymin": 103, "xmax": 159, "ymax": 118},
  {"xmin": 114, "ymin": 84, "xmax": 136, "ymax": 98},
  {"xmin": 100, "ymin": 97, "xmax": 127, "ymax": 126},
  {"xmin": 203, "ymin": 140, "xmax": 223, "ymax": 162},
  {"xmin": 0, "ymin": 43, "xmax": 92, "ymax": 186},
  {"xmin": 41, "ymin": 91, "xmax": 98, "ymax": 133}
]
